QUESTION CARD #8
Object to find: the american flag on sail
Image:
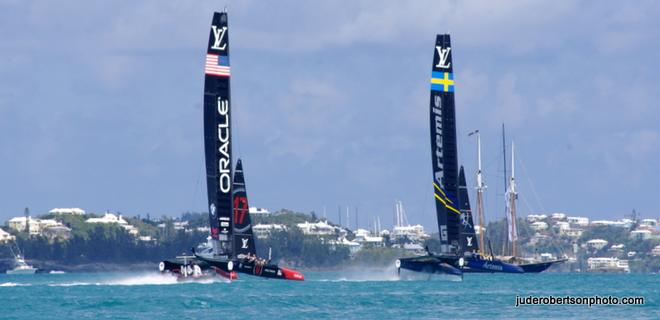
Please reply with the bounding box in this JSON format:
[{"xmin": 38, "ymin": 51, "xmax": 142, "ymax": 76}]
[{"xmin": 205, "ymin": 54, "xmax": 230, "ymax": 77}]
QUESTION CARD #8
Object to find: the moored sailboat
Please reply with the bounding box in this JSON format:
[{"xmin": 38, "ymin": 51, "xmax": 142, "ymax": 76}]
[{"xmin": 498, "ymin": 140, "xmax": 567, "ymax": 272}]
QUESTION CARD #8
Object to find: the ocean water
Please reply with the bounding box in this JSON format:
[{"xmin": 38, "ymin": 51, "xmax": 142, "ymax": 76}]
[{"xmin": 1, "ymin": 270, "xmax": 657, "ymax": 319}]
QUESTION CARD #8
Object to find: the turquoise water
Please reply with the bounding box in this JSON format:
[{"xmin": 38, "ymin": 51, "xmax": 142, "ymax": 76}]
[{"xmin": 1, "ymin": 271, "xmax": 658, "ymax": 319}]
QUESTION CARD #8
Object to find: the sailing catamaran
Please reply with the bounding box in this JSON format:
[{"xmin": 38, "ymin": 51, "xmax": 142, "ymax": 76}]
[
  {"xmin": 159, "ymin": 11, "xmax": 303, "ymax": 281},
  {"xmin": 396, "ymin": 34, "xmax": 524, "ymax": 277},
  {"xmin": 396, "ymin": 34, "xmax": 466, "ymax": 277}
]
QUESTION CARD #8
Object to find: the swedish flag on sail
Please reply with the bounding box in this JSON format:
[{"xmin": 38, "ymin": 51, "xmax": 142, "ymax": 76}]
[
  {"xmin": 434, "ymin": 182, "xmax": 461, "ymax": 215},
  {"xmin": 430, "ymin": 71, "xmax": 454, "ymax": 92}
]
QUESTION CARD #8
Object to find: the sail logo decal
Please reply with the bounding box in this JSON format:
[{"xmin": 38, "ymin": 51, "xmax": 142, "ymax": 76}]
[
  {"xmin": 241, "ymin": 238, "xmax": 249, "ymax": 249},
  {"xmin": 433, "ymin": 95, "xmax": 444, "ymax": 184},
  {"xmin": 217, "ymin": 98, "xmax": 231, "ymax": 193},
  {"xmin": 460, "ymin": 211, "xmax": 472, "ymax": 228},
  {"xmin": 467, "ymin": 236, "xmax": 473, "ymax": 247},
  {"xmin": 435, "ymin": 46, "xmax": 451, "ymax": 69},
  {"xmin": 440, "ymin": 225, "xmax": 448, "ymax": 241},
  {"xmin": 430, "ymin": 72, "xmax": 454, "ymax": 92},
  {"xmin": 211, "ymin": 26, "xmax": 228, "ymax": 51},
  {"xmin": 210, "ymin": 203, "xmax": 217, "ymax": 217},
  {"xmin": 205, "ymin": 54, "xmax": 230, "ymax": 77},
  {"xmin": 233, "ymin": 196, "xmax": 248, "ymax": 224}
]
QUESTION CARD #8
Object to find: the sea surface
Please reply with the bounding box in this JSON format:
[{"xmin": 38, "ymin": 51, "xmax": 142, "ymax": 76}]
[{"xmin": 1, "ymin": 270, "xmax": 658, "ymax": 319}]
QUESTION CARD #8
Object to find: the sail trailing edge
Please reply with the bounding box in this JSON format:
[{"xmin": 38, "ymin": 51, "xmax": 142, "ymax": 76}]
[
  {"xmin": 232, "ymin": 159, "xmax": 257, "ymax": 259},
  {"xmin": 430, "ymin": 34, "xmax": 461, "ymax": 253},
  {"xmin": 458, "ymin": 166, "xmax": 478, "ymax": 254},
  {"xmin": 204, "ymin": 11, "xmax": 233, "ymax": 257}
]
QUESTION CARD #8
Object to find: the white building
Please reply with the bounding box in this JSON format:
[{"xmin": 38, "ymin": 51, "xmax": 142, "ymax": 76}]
[
  {"xmin": 329, "ymin": 237, "xmax": 361, "ymax": 255},
  {"xmin": 630, "ymin": 229, "xmax": 652, "ymax": 240},
  {"xmin": 591, "ymin": 220, "xmax": 632, "ymax": 228},
  {"xmin": 530, "ymin": 221, "xmax": 548, "ymax": 231},
  {"xmin": 253, "ymin": 223, "xmax": 287, "ymax": 239},
  {"xmin": 86, "ymin": 213, "xmax": 139, "ymax": 236},
  {"xmin": 249, "ymin": 207, "xmax": 270, "ymax": 215},
  {"xmin": 297, "ymin": 220, "xmax": 344, "ymax": 236},
  {"xmin": 587, "ymin": 257, "xmax": 630, "ymax": 273},
  {"xmin": 550, "ymin": 213, "xmax": 567, "ymax": 221},
  {"xmin": 353, "ymin": 228, "xmax": 384, "ymax": 246},
  {"xmin": 0, "ymin": 228, "xmax": 15, "ymax": 243},
  {"xmin": 173, "ymin": 221, "xmax": 188, "ymax": 230},
  {"xmin": 640, "ymin": 219, "xmax": 657, "ymax": 227},
  {"xmin": 586, "ymin": 239, "xmax": 608, "ymax": 250},
  {"xmin": 42, "ymin": 225, "xmax": 72, "ymax": 240},
  {"xmin": 554, "ymin": 221, "xmax": 570, "ymax": 231},
  {"xmin": 527, "ymin": 214, "xmax": 547, "ymax": 222},
  {"xmin": 560, "ymin": 227, "xmax": 583, "ymax": 238},
  {"xmin": 86, "ymin": 213, "xmax": 128, "ymax": 224},
  {"xmin": 610, "ymin": 244, "xmax": 625, "ymax": 252},
  {"xmin": 567, "ymin": 216, "xmax": 589, "ymax": 227},
  {"xmin": 7, "ymin": 217, "xmax": 63, "ymax": 235},
  {"xmin": 590, "ymin": 220, "xmax": 616, "ymax": 227},
  {"xmin": 49, "ymin": 208, "xmax": 86, "ymax": 215},
  {"xmin": 391, "ymin": 224, "xmax": 429, "ymax": 242}
]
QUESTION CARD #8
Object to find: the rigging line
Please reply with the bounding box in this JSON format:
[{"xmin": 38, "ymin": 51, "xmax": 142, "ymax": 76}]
[
  {"xmin": 519, "ymin": 193, "xmax": 535, "ymax": 217},
  {"xmin": 517, "ymin": 152, "xmax": 546, "ymax": 213}
]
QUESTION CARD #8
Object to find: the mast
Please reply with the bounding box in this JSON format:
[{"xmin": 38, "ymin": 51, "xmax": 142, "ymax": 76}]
[
  {"xmin": 501, "ymin": 124, "xmax": 508, "ymax": 255},
  {"xmin": 468, "ymin": 130, "xmax": 487, "ymax": 254},
  {"xmin": 429, "ymin": 34, "xmax": 461, "ymax": 254},
  {"xmin": 204, "ymin": 11, "xmax": 233, "ymax": 257},
  {"xmin": 507, "ymin": 143, "xmax": 519, "ymax": 257}
]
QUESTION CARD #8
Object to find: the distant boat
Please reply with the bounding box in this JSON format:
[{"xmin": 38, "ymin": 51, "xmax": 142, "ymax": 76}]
[
  {"xmin": 6, "ymin": 247, "xmax": 37, "ymax": 275},
  {"xmin": 496, "ymin": 138, "xmax": 566, "ymax": 272}
]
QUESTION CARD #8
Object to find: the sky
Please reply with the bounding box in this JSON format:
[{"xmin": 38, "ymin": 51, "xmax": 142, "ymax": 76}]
[{"xmin": 1, "ymin": 1, "xmax": 659, "ymax": 231}]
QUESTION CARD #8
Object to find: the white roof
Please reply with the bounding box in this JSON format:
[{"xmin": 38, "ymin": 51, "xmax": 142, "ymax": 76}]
[
  {"xmin": 249, "ymin": 207, "xmax": 270, "ymax": 214},
  {"xmin": 49, "ymin": 208, "xmax": 86, "ymax": 215},
  {"xmin": 86, "ymin": 213, "xmax": 127, "ymax": 224}
]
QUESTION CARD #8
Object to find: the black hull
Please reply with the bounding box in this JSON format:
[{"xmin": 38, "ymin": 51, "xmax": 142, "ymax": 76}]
[
  {"xmin": 518, "ymin": 259, "xmax": 567, "ymax": 273},
  {"xmin": 396, "ymin": 255, "xmax": 463, "ymax": 276}
]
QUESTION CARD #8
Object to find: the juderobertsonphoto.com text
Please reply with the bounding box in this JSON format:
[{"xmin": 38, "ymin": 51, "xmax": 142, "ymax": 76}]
[{"xmin": 515, "ymin": 295, "xmax": 645, "ymax": 307}]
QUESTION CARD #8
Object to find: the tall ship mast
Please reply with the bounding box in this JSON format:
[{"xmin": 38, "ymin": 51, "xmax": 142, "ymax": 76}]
[
  {"xmin": 468, "ymin": 130, "xmax": 487, "ymax": 254},
  {"xmin": 506, "ymin": 142, "xmax": 518, "ymax": 257}
]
